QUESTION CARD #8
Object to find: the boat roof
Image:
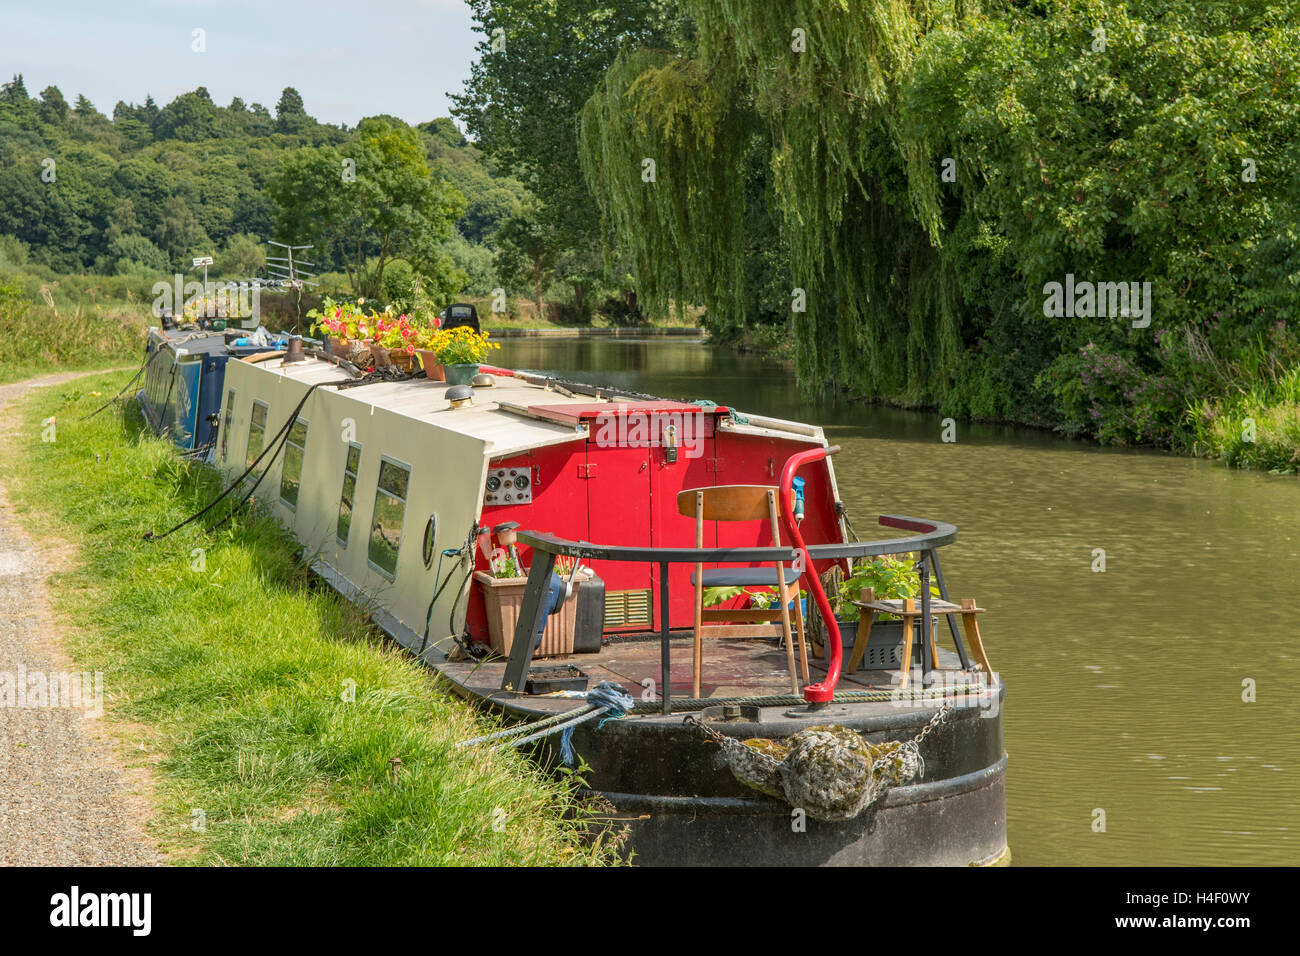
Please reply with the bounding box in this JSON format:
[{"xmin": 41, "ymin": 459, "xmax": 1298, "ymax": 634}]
[{"xmin": 246, "ymin": 353, "xmax": 730, "ymax": 459}]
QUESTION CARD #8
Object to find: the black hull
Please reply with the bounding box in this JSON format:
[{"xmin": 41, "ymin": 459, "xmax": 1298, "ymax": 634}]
[{"xmin": 466, "ymin": 682, "xmax": 1008, "ymax": 867}]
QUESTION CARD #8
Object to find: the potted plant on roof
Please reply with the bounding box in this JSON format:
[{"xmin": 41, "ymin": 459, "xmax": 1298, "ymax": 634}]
[
  {"xmin": 307, "ymin": 297, "xmax": 365, "ymax": 355},
  {"xmin": 424, "ymin": 325, "xmax": 501, "ymax": 385},
  {"xmin": 402, "ymin": 277, "xmax": 446, "ymax": 380},
  {"xmin": 374, "ymin": 310, "xmax": 420, "ymax": 372},
  {"xmin": 412, "ymin": 318, "xmax": 445, "ymax": 381}
]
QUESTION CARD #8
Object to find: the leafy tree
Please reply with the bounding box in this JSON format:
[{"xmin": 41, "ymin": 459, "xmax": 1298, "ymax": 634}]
[
  {"xmin": 219, "ymin": 232, "xmax": 267, "ymax": 279},
  {"xmin": 275, "ymin": 87, "xmax": 310, "ymax": 135},
  {"xmin": 153, "ymin": 195, "xmax": 209, "ymax": 265},
  {"xmin": 494, "ymin": 207, "xmax": 556, "ymax": 317},
  {"xmin": 155, "ymin": 90, "xmax": 219, "ymax": 140},
  {"xmin": 268, "ymin": 117, "xmax": 466, "ymax": 298},
  {"xmin": 579, "ymin": 0, "xmax": 1300, "ymax": 446},
  {"xmin": 453, "ymin": 0, "xmax": 680, "ymax": 302},
  {"xmin": 105, "ymin": 233, "xmax": 169, "ymax": 274},
  {"xmin": 39, "ymin": 86, "xmax": 68, "ymax": 125}
]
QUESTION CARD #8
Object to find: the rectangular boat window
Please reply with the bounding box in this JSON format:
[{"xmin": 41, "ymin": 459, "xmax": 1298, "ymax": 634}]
[
  {"xmin": 367, "ymin": 456, "xmax": 410, "ymax": 580},
  {"xmin": 336, "ymin": 443, "xmax": 362, "ymax": 545},
  {"xmin": 220, "ymin": 389, "xmax": 235, "ymax": 462},
  {"xmin": 279, "ymin": 419, "xmax": 309, "ymax": 508},
  {"xmin": 246, "ymin": 400, "xmax": 268, "ymax": 470}
]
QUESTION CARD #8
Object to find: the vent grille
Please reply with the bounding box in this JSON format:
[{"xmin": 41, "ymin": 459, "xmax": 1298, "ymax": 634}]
[{"xmin": 604, "ymin": 588, "xmax": 652, "ymax": 628}]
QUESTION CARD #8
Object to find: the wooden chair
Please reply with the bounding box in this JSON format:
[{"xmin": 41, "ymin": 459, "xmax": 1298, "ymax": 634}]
[
  {"xmin": 847, "ymin": 587, "xmax": 993, "ymax": 687},
  {"xmin": 678, "ymin": 485, "xmax": 811, "ymax": 697}
]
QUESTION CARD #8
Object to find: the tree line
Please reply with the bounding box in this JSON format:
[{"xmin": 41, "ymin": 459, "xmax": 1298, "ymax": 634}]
[
  {"xmin": 0, "ymin": 77, "xmax": 584, "ymax": 317},
  {"xmin": 454, "ymin": 0, "xmax": 1300, "ymax": 451}
]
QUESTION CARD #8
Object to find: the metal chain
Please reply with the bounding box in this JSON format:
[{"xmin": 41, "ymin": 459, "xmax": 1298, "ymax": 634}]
[
  {"xmin": 871, "ymin": 702, "xmax": 952, "ymax": 774},
  {"xmin": 687, "ymin": 701, "xmax": 952, "ymax": 772}
]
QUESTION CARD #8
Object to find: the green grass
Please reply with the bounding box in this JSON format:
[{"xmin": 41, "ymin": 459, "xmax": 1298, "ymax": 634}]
[
  {"xmin": 1189, "ymin": 364, "xmax": 1300, "ymax": 474},
  {"xmin": 1, "ymin": 370, "xmax": 622, "ymax": 865},
  {"xmin": 0, "ymin": 279, "xmax": 149, "ymax": 384}
]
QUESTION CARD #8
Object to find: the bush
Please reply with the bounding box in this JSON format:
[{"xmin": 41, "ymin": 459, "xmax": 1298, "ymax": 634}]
[
  {"xmin": 546, "ymin": 299, "xmax": 593, "ymax": 326},
  {"xmin": 597, "ymin": 290, "xmax": 646, "ymax": 327},
  {"xmin": 380, "ymin": 259, "xmax": 415, "ymax": 309}
]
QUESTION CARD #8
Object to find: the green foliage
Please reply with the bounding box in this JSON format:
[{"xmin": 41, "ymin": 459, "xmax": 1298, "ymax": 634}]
[
  {"xmin": 494, "ymin": 206, "xmax": 556, "ymax": 316},
  {"xmin": 0, "ymin": 278, "xmax": 147, "ymax": 382},
  {"xmin": 454, "ymin": 1, "xmax": 680, "ymax": 307},
  {"xmin": 269, "ymin": 116, "xmax": 467, "ymax": 300},
  {"xmin": 578, "ymin": 0, "xmax": 1300, "ymax": 454},
  {"xmin": 836, "ymin": 555, "xmax": 939, "ymax": 619},
  {"xmin": 0, "ymin": 76, "xmax": 519, "ymax": 307}
]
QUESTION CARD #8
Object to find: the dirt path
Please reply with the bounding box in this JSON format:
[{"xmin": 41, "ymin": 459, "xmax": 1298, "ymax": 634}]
[{"xmin": 0, "ymin": 370, "xmax": 163, "ymax": 866}]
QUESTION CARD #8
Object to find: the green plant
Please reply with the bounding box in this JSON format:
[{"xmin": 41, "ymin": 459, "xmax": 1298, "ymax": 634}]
[
  {"xmin": 425, "ymin": 325, "xmax": 501, "ymax": 365},
  {"xmin": 491, "ymin": 551, "xmax": 522, "ymax": 578},
  {"xmin": 702, "ymin": 585, "xmax": 804, "ymax": 611},
  {"xmin": 306, "ymin": 296, "xmax": 368, "ymax": 340},
  {"xmin": 836, "ymin": 555, "xmax": 939, "ymax": 619}
]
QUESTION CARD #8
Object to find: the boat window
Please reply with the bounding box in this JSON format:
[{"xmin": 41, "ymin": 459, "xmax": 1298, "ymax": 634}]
[
  {"xmin": 336, "ymin": 443, "xmax": 362, "ymax": 545},
  {"xmin": 368, "ymin": 457, "xmax": 411, "ymax": 580},
  {"xmin": 279, "ymin": 419, "xmax": 309, "ymax": 508},
  {"xmin": 246, "ymin": 400, "xmax": 268, "ymax": 470},
  {"xmin": 220, "ymin": 388, "xmax": 235, "ymax": 462}
]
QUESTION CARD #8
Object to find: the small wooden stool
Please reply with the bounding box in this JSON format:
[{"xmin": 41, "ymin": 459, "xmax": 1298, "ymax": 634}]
[{"xmin": 847, "ymin": 588, "xmax": 993, "ymax": 687}]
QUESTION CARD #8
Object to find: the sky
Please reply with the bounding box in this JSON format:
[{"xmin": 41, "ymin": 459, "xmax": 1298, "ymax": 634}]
[{"xmin": 0, "ymin": 0, "xmax": 481, "ymax": 128}]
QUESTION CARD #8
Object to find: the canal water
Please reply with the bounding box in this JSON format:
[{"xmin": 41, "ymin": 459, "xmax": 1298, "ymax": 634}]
[{"xmin": 499, "ymin": 335, "xmax": 1300, "ymax": 866}]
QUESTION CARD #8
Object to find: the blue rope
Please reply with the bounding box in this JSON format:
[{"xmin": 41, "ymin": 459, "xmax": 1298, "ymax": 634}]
[
  {"xmin": 692, "ymin": 399, "xmax": 749, "ymax": 426},
  {"xmin": 560, "ymin": 681, "xmax": 634, "ymax": 765}
]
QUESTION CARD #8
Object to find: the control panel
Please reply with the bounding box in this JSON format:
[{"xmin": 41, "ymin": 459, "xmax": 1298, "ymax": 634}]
[{"xmin": 484, "ymin": 466, "xmax": 533, "ymax": 506}]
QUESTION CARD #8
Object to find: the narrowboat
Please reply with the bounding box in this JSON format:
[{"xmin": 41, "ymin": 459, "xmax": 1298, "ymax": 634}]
[
  {"xmin": 174, "ymin": 341, "xmax": 1009, "ymax": 866},
  {"xmin": 138, "ymin": 326, "xmax": 286, "ymax": 454}
]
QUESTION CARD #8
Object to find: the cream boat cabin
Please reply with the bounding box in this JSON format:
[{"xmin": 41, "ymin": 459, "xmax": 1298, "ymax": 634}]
[{"xmin": 214, "ymin": 350, "xmax": 843, "ymax": 660}]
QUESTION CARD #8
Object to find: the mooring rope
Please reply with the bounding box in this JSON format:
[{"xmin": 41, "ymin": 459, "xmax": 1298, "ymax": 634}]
[
  {"xmin": 627, "ymin": 685, "xmax": 988, "ymax": 714},
  {"xmin": 456, "ymin": 682, "xmax": 635, "ymax": 765},
  {"xmin": 78, "ymin": 349, "xmax": 163, "ymax": 422},
  {"xmin": 456, "ymin": 706, "xmax": 590, "ymax": 749}
]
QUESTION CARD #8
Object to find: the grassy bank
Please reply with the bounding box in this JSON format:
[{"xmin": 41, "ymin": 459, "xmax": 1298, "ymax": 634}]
[
  {"xmin": 0, "ymin": 279, "xmax": 148, "ymax": 384},
  {"xmin": 1, "ymin": 370, "xmax": 619, "ymax": 865},
  {"xmin": 1190, "ymin": 363, "xmax": 1300, "ymax": 474}
]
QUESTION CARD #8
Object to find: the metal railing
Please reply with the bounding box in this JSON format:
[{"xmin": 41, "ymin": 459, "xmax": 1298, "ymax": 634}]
[{"xmin": 500, "ymin": 514, "xmax": 967, "ymax": 714}]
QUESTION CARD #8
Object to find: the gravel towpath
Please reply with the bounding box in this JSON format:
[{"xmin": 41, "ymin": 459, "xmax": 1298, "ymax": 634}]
[{"xmin": 0, "ymin": 371, "xmax": 163, "ymax": 865}]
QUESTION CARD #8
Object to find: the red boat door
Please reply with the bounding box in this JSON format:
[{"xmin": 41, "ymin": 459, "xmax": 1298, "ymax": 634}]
[{"xmin": 583, "ymin": 438, "xmax": 655, "ymax": 632}]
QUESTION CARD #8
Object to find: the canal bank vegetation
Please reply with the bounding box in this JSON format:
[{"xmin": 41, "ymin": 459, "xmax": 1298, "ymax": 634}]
[
  {"xmin": 528, "ymin": 0, "xmax": 1300, "ymax": 466},
  {"xmin": 0, "ymin": 274, "xmax": 147, "ymax": 384},
  {"xmin": 2, "ymin": 369, "xmax": 621, "ymax": 865}
]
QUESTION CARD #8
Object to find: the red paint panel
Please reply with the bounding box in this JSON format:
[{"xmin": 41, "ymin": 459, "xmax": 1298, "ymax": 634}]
[{"xmin": 463, "ymin": 421, "xmax": 844, "ymax": 646}]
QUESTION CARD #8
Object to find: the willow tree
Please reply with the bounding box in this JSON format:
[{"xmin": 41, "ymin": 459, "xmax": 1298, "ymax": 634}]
[{"xmin": 580, "ymin": 0, "xmax": 966, "ymax": 402}]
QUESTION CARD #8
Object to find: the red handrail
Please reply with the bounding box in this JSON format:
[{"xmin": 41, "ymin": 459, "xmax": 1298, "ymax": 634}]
[{"xmin": 778, "ymin": 444, "xmax": 842, "ymax": 703}]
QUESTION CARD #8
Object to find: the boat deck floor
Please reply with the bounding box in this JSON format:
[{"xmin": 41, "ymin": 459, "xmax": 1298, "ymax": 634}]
[{"xmin": 435, "ymin": 633, "xmax": 982, "ymax": 719}]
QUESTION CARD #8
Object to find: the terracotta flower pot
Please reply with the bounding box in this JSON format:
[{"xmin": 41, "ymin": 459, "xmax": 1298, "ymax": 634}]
[
  {"xmin": 388, "ymin": 348, "xmax": 416, "ymax": 372},
  {"xmin": 364, "ymin": 340, "xmax": 391, "ymax": 367},
  {"xmin": 416, "ymin": 349, "xmax": 445, "ymax": 381},
  {"xmin": 473, "ymin": 571, "xmax": 580, "ymax": 657}
]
